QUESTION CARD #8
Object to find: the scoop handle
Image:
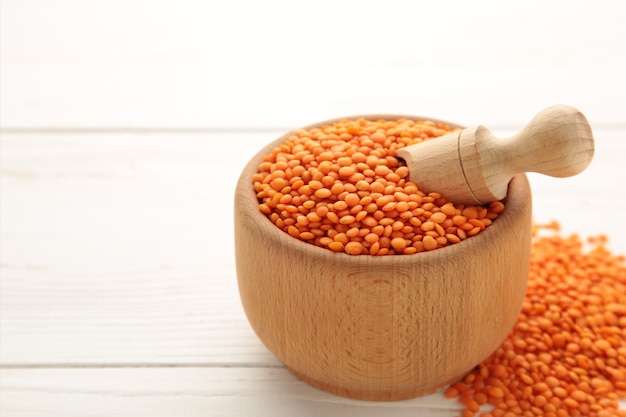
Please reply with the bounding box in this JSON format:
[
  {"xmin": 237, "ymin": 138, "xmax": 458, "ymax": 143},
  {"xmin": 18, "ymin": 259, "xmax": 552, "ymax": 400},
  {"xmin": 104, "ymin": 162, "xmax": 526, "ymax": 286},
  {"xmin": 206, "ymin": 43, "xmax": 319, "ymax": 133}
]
[
  {"xmin": 495, "ymin": 104, "xmax": 594, "ymax": 177},
  {"xmin": 396, "ymin": 105, "xmax": 595, "ymax": 205}
]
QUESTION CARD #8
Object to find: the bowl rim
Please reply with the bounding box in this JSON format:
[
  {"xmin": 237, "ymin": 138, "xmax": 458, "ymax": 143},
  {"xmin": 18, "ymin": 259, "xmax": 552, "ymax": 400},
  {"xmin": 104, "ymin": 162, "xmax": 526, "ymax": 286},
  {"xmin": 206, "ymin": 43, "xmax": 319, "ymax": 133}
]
[{"xmin": 235, "ymin": 114, "xmax": 532, "ymax": 264}]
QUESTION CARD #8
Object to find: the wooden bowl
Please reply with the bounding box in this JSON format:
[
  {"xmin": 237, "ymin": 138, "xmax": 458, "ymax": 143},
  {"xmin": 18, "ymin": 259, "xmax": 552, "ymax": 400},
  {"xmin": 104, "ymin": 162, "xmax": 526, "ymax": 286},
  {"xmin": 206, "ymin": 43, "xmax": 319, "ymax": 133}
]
[{"xmin": 234, "ymin": 115, "xmax": 532, "ymax": 401}]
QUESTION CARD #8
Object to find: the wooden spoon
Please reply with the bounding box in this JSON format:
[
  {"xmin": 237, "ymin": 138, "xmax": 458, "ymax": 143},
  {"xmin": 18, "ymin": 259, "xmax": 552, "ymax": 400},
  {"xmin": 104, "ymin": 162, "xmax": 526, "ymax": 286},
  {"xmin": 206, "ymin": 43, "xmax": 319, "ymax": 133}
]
[{"xmin": 395, "ymin": 105, "xmax": 595, "ymax": 205}]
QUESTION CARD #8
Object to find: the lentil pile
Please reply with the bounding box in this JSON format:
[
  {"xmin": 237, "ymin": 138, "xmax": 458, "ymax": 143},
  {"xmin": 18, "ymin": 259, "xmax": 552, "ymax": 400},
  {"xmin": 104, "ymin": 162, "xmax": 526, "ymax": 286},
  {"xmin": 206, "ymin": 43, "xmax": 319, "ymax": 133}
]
[
  {"xmin": 445, "ymin": 223, "xmax": 626, "ymax": 417},
  {"xmin": 253, "ymin": 118, "xmax": 504, "ymax": 255}
]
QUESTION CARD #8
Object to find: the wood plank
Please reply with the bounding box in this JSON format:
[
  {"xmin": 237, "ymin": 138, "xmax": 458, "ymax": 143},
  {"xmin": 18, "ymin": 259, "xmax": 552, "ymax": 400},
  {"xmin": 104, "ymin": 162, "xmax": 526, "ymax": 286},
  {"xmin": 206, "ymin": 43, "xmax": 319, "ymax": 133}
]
[
  {"xmin": 0, "ymin": 132, "xmax": 281, "ymax": 366},
  {"xmin": 2, "ymin": 0, "xmax": 626, "ymax": 128},
  {"xmin": 0, "ymin": 367, "xmax": 472, "ymax": 417},
  {"xmin": 1, "ymin": 367, "xmax": 624, "ymax": 416},
  {"xmin": 1, "ymin": 129, "xmax": 625, "ymax": 367}
]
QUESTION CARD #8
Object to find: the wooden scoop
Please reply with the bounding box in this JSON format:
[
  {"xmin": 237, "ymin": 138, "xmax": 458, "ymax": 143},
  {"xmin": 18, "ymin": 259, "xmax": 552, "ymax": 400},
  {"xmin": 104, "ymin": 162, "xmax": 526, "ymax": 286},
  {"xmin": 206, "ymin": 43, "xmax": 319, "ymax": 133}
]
[{"xmin": 396, "ymin": 105, "xmax": 595, "ymax": 205}]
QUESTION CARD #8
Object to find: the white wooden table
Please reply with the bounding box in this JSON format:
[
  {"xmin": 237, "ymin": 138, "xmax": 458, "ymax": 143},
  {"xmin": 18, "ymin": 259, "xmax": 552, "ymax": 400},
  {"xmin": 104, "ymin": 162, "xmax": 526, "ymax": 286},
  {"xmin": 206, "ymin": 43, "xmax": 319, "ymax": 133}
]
[{"xmin": 2, "ymin": 1, "xmax": 625, "ymax": 415}]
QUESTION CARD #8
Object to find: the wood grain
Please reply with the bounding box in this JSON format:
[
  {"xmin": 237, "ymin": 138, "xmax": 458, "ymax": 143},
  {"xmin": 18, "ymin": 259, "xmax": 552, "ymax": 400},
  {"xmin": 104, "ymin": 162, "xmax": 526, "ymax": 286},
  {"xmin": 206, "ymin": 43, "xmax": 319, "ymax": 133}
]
[
  {"xmin": 398, "ymin": 105, "xmax": 595, "ymax": 204},
  {"xmin": 235, "ymin": 121, "xmax": 534, "ymax": 400},
  {"xmin": 0, "ymin": 367, "xmax": 468, "ymax": 417},
  {"xmin": 2, "ymin": 368, "xmax": 624, "ymax": 416},
  {"xmin": 0, "ymin": 132, "xmax": 281, "ymax": 366}
]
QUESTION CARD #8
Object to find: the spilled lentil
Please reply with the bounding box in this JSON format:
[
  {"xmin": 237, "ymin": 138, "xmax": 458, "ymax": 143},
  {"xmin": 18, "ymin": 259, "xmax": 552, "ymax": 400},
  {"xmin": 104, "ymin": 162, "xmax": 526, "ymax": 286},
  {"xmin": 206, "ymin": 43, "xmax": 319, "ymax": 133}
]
[
  {"xmin": 446, "ymin": 223, "xmax": 626, "ymax": 417},
  {"xmin": 253, "ymin": 118, "xmax": 504, "ymax": 255}
]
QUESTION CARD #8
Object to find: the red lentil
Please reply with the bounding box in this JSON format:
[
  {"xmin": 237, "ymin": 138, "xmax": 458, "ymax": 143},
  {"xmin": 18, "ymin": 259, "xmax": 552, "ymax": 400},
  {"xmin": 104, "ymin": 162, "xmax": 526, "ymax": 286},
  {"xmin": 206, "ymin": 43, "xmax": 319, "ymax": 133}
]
[
  {"xmin": 253, "ymin": 118, "xmax": 504, "ymax": 255},
  {"xmin": 445, "ymin": 223, "xmax": 626, "ymax": 417}
]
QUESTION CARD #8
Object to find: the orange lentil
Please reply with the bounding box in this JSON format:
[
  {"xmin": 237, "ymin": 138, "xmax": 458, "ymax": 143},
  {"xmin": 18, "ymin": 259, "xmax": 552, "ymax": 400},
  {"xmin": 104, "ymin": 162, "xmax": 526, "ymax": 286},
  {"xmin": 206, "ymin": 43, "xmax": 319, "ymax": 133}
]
[
  {"xmin": 445, "ymin": 386, "xmax": 460, "ymax": 398},
  {"xmin": 488, "ymin": 386, "xmax": 505, "ymax": 398},
  {"xmin": 327, "ymin": 241, "xmax": 344, "ymax": 252},
  {"xmin": 338, "ymin": 166, "xmax": 356, "ymax": 177},
  {"xmin": 255, "ymin": 118, "xmax": 503, "ymax": 255},
  {"xmin": 422, "ymin": 235, "xmax": 438, "ymax": 251},
  {"xmin": 390, "ymin": 237, "xmax": 407, "ymax": 252},
  {"xmin": 314, "ymin": 188, "xmax": 332, "ymax": 199},
  {"xmin": 446, "ymin": 224, "xmax": 626, "ymax": 416},
  {"xmin": 343, "ymin": 193, "xmax": 359, "ymax": 206},
  {"xmin": 344, "ymin": 241, "xmax": 364, "ymax": 256},
  {"xmin": 421, "ymin": 221, "xmax": 436, "ymax": 232},
  {"xmin": 430, "ymin": 211, "xmax": 447, "ymax": 224},
  {"xmin": 339, "ymin": 215, "xmax": 355, "ymax": 225},
  {"xmin": 466, "ymin": 398, "xmax": 481, "ymax": 412}
]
